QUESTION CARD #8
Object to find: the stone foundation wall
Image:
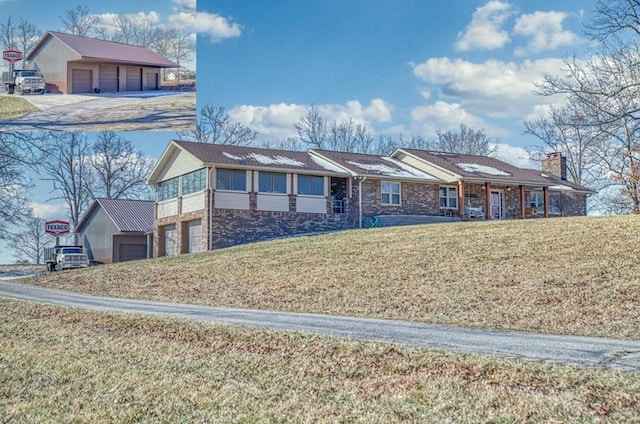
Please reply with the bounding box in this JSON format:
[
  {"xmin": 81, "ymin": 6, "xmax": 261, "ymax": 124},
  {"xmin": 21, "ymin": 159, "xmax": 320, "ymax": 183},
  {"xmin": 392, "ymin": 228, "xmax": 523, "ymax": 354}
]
[{"xmin": 210, "ymin": 209, "xmax": 350, "ymax": 249}]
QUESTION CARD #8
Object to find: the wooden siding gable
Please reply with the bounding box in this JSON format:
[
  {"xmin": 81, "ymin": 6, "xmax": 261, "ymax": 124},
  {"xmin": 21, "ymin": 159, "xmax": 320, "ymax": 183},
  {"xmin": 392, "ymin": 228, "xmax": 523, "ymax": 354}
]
[
  {"xmin": 148, "ymin": 141, "xmax": 205, "ymax": 183},
  {"xmin": 392, "ymin": 150, "xmax": 461, "ymax": 183}
]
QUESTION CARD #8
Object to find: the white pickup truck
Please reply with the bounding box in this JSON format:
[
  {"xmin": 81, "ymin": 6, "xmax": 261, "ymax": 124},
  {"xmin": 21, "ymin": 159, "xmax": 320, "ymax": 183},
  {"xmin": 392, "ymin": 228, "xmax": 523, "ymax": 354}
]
[
  {"xmin": 2, "ymin": 69, "xmax": 46, "ymax": 95},
  {"xmin": 44, "ymin": 245, "xmax": 89, "ymax": 272}
]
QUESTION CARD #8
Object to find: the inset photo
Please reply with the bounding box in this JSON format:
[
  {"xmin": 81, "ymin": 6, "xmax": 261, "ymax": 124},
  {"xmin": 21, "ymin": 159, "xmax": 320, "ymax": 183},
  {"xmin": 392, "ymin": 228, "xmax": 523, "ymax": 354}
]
[{"xmin": 0, "ymin": 1, "xmax": 196, "ymax": 132}]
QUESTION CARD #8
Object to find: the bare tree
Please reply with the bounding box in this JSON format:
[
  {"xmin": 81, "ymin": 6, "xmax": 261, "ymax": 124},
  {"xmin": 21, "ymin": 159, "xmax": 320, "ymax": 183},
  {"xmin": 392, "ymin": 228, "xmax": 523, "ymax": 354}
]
[
  {"xmin": 111, "ymin": 14, "xmax": 156, "ymax": 47},
  {"xmin": 0, "ymin": 17, "xmax": 17, "ymax": 50},
  {"xmin": 37, "ymin": 132, "xmax": 94, "ymax": 240},
  {"xmin": 0, "ymin": 132, "xmax": 32, "ymax": 241},
  {"xmin": 89, "ymin": 132, "xmax": 155, "ymax": 200},
  {"xmin": 151, "ymin": 28, "xmax": 177, "ymax": 81},
  {"xmin": 435, "ymin": 123, "xmax": 498, "ymax": 156},
  {"xmin": 524, "ymin": 100, "xmax": 606, "ymax": 187},
  {"xmin": 60, "ymin": 5, "xmax": 101, "ymax": 37},
  {"xmin": 16, "ymin": 19, "xmax": 41, "ymax": 69},
  {"xmin": 294, "ymin": 105, "xmax": 328, "ymax": 149},
  {"xmin": 179, "ymin": 105, "xmax": 258, "ymax": 145},
  {"xmin": 584, "ymin": 0, "xmax": 640, "ymax": 41},
  {"xmin": 10, "ymin": 210, "xmax": 53, "ymax": 264},
  {"xmin": 537, "ymin": 43, "xmax": 640, "ymax": 213}
]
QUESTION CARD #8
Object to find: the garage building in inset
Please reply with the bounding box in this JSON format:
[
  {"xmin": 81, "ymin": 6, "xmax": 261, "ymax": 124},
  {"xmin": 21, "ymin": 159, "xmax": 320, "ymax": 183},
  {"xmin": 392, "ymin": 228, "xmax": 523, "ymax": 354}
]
[{"xmin": 26, "ymin": 31, "xmax": 178, "ymax": 94}]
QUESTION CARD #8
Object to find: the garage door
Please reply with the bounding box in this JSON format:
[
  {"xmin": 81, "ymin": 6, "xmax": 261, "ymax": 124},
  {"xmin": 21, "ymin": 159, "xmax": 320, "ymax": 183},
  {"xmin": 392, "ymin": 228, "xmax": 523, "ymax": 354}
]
[
  {"xmin": 118, "ymin": 243, "xmax": 147, "ymax": 262},
  {"xmin": 126, "ymin": 67, "xmax": 142, "ymax": 91},
  {"xmin": 71, "ymin": 69, "xmax": 92, "ymax": 93},
  {"xmin": 99, "ymin": 64, "xmax": 118, "ymax": 92},
  {"xmin": 145, "ymin": 72, "xmax": 158, "ymax": 90},
  {"xmin": 163, "ymin": 224, "xmax": 177, "ymax": 257},
  {"xmin": 187, "ymin": 220, "xmax": 203, "ymax": 253}
]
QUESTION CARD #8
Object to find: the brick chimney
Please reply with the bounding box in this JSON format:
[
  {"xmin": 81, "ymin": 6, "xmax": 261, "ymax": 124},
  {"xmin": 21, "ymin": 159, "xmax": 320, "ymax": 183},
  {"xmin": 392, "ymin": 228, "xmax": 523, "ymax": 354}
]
[{"xmin": 542, "ymin": 152, "xmax": 567, "ymax": 180}]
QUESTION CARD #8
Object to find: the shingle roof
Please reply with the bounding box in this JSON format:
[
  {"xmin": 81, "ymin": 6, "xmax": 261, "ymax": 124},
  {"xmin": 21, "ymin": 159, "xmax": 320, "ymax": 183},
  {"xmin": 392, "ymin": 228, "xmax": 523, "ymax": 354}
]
[
  {"xmin": 397, "ymin": 149, "xmax": 594, "ymax": 192},
  {"xmin": 28, "ymin": 31, "xmax": 177, "ymax": 67},
  {"xmin": 88, "ymin": 198, "xmax": 155, "ymax": 232},
  {"xmin": 311, "ymin": 149, "xmax": 440, "ymax": 181},
  {"xmin": 175, "ymin": 141, "xmax": 349, "ymax": 174}
]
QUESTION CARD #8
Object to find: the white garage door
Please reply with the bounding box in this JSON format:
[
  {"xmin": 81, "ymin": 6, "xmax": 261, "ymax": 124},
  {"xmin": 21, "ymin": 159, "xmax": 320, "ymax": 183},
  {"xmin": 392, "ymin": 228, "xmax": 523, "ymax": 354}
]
[
  {"xmin": 99, "ymin": 64, "xmax": 118, "ymax": 92},
  {"xmin": 126, "ymin": 67, "xmax": 142, "ymax": 91},
  {"xmin": 71, "ymin": 69, "xmax": 92, "ymax": 93},
  {"xmin": 163, "ymin": 224, "xmax": 177, "ymax": 257},
  {"xmin": 187, "ymin": 220, "xmax": 203, "ymax": 253}
]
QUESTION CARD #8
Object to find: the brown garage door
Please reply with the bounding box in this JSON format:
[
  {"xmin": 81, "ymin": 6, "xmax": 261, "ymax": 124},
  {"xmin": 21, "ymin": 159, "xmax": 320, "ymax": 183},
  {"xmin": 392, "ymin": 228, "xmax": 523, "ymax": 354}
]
[
  {"xmin": 145, "ymin": 72, "xmax": 158, "ymax": 90},
  {"xmin": 187, "ymin": 220, "xmax": 203, "ymax": 253},
  {"xmin": 71, "ymin": 69, "xmax": 92, "ymax": 93},
  {"xmin": 99, "ymin": 64, "xmax": 118, "ymax": 92},
  {"xmin": 126, "ymin": 67, "xmax": 142, "ymax": 91},
  {"xmin": 163, "ymin": 224, "xmax": 177, "ymax": 257},
  {"xmin": 118, "ymin": 243, "xmax": 147, "ymax": 262}
]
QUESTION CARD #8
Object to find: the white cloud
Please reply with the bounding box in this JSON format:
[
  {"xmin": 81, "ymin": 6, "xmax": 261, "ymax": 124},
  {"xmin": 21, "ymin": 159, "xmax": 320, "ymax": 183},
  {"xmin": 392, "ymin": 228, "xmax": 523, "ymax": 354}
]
[
  {"xmin": 168, "ymin": 11, "xmax": 241, "ymax": 42},
  {"xmin": 228, "ymin": 99, "xmax": 393, "ymax": 143},
  {"xmin": 514, "ymin": 11, "xmax": 579, "ymax": 56},
  {"xmin": 411, "ymin": 57, "xmax": 567, "ymax": 118},
  {"xmin": 172, "ymin": 0, "xmax": 196, "ymax": 13},
  {"xmin": 455, "ymin": 1, "xmax": 512, "ymax": 51},
  {"xmin": 28, "ymin": 203, "xmax": 68, "ymax": 220},
  {"xmin": 97, "ymin": 11, "xmax": 160, "ymax": 30},
  {"xmin": 493, "ymin": 143, "xmax": 537, "ymax": 168},
  {"xmin": 409, "ymin": 101, "xmax": 508, "ymax": 138}
]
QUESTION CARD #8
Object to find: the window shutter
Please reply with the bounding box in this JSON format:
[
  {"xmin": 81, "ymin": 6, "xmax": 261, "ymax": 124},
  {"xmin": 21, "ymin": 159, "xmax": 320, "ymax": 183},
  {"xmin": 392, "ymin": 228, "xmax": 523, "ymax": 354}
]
[
  {"xmin": 375, "ymin": 180, "xmax": 381, "ymax": 203},
  {"xmin": 402, "ymin": 182, "xmax": 407, "ymax": 203}
]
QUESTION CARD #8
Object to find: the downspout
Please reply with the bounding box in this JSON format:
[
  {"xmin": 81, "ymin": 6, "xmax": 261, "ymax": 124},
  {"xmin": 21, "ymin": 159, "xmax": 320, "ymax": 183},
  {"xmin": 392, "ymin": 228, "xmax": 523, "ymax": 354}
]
[
  {"xmin": 208, "ymin": 167, "xmax": 214, "ymax": 251},
  {"xmin": 358, "ymin": 176, "xmax": 367, "ymax": 228}
]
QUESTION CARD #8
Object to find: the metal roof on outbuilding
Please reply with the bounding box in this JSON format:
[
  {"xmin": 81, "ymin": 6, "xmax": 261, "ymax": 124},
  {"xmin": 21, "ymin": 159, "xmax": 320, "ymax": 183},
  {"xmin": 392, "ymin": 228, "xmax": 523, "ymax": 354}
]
[
  {"xmin": 27, "ymin": 31, "xmax": 178, "ymax": 68},
  {"xmin": 76, "ymin": 198, "xmax": 155, "ymax": 233}
]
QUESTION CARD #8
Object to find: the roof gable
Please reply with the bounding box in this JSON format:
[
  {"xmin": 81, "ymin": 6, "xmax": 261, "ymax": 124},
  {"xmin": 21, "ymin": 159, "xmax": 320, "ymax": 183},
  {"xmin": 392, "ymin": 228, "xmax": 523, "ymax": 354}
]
[
  {"xmin": 77, "ymin": 198, "xmax": 154, "ymax": 233},
  {"xmin": 311, "ymin": 149, "xmax": 441, "ymax": 181},
  {"xmin": 27, "ymin": 31, "xmax": 177, "ymax": 67}
]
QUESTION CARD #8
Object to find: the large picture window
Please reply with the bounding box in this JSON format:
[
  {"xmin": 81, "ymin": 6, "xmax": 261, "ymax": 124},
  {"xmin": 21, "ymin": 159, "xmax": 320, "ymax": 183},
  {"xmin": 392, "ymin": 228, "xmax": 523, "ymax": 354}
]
[
  {"xmin": 259, "ymin": 172, "xmax": 287, "ymax": 193},
  {"xmin": 439, "ymin": 186, "xmax": 458, "ymax": 209},
  {"xmin": 298, "ymin": 175, "xmax": 324, "ymax": 196},
  {"xmin": 182, "ymin": 168, "xmax": 206, "ymax": 195},
  {"xmin": 216, "ymin": 168, "xmax": 246, "ymax": 191},
  {"xmin": 381, "ymin": 181, "xmax": 401, "ymax": 205},
  {"xmin": 157, "ymin": 177, "xmax": 179, "ymax": 201}
]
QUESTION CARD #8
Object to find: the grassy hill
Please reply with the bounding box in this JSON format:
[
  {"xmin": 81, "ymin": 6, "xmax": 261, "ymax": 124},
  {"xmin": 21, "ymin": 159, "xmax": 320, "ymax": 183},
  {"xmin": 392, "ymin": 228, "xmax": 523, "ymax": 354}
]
[{"xmin": 26, "ymin": 215, "xmax": 640, "ymax": 339}]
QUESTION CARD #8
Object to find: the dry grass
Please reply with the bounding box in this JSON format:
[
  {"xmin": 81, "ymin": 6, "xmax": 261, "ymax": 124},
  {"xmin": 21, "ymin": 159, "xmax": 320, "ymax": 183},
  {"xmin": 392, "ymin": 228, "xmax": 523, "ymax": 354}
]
[
  {"xmin": 0, "ymin": 95, "xmax": 39, "ymax": 119},
  {"xmin": 24, "ymin": 215, "xmax": 640, "ymax": 339},
  {"xmin": 1, "ymin": 299, "xmax": 639, "ymax": 423}
]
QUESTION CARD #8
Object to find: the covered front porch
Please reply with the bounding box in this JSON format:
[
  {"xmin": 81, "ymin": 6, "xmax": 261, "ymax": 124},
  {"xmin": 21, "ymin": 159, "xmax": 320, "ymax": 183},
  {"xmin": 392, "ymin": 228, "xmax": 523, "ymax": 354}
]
[{"xmin": 445, "ymin": 181, "xmax": 554, "ymax": 220}]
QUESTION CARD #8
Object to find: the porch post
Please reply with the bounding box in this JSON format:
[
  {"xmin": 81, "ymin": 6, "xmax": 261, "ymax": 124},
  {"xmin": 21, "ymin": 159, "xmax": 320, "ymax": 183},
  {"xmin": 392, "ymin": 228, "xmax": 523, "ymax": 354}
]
[
  {"xmin": 458, "ymin": 180, "xmax": 465, "ymax": 219},
  {"xmin": 543, "ymin": 186, "xmax": 549, "ymax": 218},
  {"xmin": 519, "ymin": 185, "xmax": 526, "ymax": 219},
  {"xmin": 484, "ymin": 182, "xmax": 491, "ymax": 220}
]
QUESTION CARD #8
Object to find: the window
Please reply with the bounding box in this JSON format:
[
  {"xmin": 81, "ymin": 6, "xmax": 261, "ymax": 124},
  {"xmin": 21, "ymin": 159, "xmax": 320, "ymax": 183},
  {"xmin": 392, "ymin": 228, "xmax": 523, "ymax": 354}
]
[
  {"xmin": 530, "ymin": 192, "xmax": 543, "ymax": 209},
  {"xmin": 439, "ymin": 186, "xmax": 458, "ymax": 209},
  {"xmin": 298, "ymin": 175, "xmax": 324, "ymax": 196},
  {"xmin": 381, "ymin": 181, "xmax": 401, "ymax": 205},
  {"xmin": 259, "ymin": 172, "xmax": 287, "ymax": 193},
  {"xmin": 157, "ymin": 177, "xmax": 179, "ymax": 201},
  {"xmin": 182, "ymin": 168, "xmax": 206, "ymax": 195},
  {"xmin": 216, "ymin": 168, "xmax": 246, "ymax": 191},
  {"xmin": 549, "ymin": 194, "xmax": 561, "ymax": 215}
]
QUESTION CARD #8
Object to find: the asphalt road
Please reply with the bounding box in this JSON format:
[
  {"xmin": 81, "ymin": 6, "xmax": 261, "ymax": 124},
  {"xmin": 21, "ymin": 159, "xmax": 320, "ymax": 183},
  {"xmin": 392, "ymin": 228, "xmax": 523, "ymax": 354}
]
[
  {"xmin": 0, "ymin": 91, "xmax": 195, "ymax": 131},
  {"xmin": 1, "ymin": 280, "xmax": 639, "ymax": 372}
]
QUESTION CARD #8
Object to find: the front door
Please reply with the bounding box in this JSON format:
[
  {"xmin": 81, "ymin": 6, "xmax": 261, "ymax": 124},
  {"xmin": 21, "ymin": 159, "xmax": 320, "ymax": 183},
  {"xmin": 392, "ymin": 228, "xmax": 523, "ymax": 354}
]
[{"xmin": 490, "ymin": 190, "xmax": 504, "ymax": 219}]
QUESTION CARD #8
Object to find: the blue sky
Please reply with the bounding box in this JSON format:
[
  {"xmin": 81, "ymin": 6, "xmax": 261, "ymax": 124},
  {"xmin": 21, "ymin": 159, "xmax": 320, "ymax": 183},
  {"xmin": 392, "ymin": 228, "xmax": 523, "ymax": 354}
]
[{"xmin": 1, "ymin": 0, "xmax": 602, "ymax": 262}]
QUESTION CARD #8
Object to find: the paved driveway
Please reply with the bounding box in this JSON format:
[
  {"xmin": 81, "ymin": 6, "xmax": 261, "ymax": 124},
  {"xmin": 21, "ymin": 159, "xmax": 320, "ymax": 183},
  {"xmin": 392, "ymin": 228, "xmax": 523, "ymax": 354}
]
[
  {"xmin": 0, "ymin": 91, "xmax": 196, "ymax": 131},
  {"xmin": 1, "ymin": 280, "xmax": 639, "ymax": 372}
]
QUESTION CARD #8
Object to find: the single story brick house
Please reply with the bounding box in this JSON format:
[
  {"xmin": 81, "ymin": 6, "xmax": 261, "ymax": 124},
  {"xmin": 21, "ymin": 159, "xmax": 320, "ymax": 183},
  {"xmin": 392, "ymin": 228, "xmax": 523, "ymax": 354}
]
[
  {"xmin": 76, "ymin": 198, "xmax": 155, "ymax": 264},
  {"xmin": 146, "ymin": 140, "xmax": 594, "ymax": 257},
  {"xmin": 391, "ymin": 149, "xmax": 594, "ymax": 219},
  {"xmin": 26, "ymin": 31, "xmax": 177, "ymax": 94}
]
